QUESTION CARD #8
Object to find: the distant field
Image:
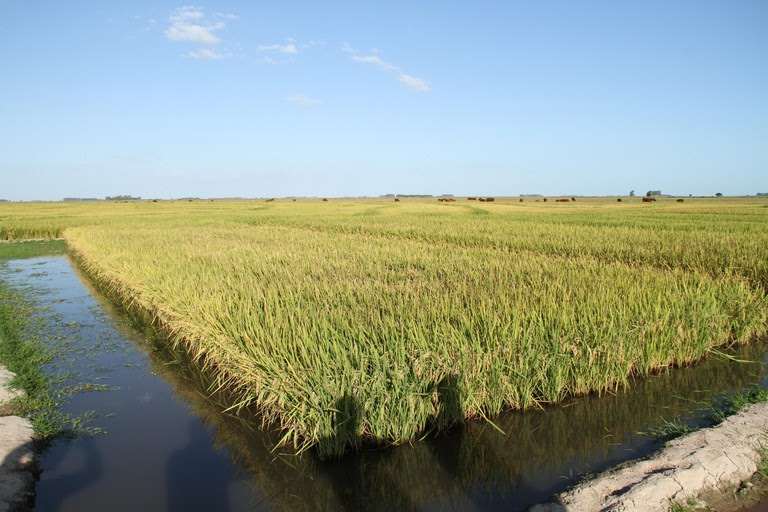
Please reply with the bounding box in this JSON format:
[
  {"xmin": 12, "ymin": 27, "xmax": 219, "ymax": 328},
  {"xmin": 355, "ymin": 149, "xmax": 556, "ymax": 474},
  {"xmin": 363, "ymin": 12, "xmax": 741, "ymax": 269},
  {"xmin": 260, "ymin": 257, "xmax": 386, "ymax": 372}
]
[{"xmin": 2, "ymin": 197, "xmax": 767, "ymax": 456}]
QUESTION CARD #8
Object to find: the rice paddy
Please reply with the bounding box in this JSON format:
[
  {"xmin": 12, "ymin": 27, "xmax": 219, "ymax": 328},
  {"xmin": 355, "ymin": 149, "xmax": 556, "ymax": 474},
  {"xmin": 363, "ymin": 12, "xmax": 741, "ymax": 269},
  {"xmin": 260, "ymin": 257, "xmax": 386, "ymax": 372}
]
[{"xmin": 1, "ymin": 197, "xmax": 767, "ymax": 457}]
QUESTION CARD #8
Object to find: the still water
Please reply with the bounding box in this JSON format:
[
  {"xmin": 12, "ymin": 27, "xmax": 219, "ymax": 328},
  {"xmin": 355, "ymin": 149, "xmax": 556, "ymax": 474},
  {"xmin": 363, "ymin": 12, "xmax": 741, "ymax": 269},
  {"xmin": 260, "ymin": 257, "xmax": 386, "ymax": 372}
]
[{"xmin": 1, "ymin": 256, "xmax": 766, "ymax": 511}]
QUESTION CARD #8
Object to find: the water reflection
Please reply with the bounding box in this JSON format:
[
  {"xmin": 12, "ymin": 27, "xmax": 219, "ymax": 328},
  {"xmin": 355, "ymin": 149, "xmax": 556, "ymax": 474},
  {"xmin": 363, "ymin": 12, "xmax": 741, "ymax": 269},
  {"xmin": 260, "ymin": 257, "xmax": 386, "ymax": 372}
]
[{"xmin": 165, "ymin": 419, "xmax": 234, "ymax": 511}]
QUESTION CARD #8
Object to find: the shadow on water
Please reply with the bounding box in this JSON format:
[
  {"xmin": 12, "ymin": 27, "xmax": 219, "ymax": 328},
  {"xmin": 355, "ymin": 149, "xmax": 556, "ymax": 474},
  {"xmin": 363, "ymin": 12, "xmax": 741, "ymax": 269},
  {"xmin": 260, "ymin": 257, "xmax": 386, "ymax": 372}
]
[
  {"xmin": 2, "ymin": 255, "xmax": 767, "ymax": 511},
  {"xmin": 33, "ymin": 437, "xmax": 102, "ymax": 507}
]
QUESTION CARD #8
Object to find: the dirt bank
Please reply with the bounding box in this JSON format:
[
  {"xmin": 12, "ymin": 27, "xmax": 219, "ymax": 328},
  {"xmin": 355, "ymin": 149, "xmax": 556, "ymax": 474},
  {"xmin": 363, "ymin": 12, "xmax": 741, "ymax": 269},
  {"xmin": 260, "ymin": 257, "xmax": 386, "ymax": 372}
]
[
  {"xmin": 0, "ymin": 366, "xmax": 38, "ymax": 511},
  {"xmin": 532, "ymin": 401, "xmax": 768, "ymax": 511}
]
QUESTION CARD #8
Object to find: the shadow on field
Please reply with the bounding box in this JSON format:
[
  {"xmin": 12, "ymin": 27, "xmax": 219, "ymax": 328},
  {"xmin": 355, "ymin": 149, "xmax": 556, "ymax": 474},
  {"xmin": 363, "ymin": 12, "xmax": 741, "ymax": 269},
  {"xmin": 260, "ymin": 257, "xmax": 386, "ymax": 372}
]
[
  {"xmin": 323, "ymin": 394, "xmax": 419, "ymax": 511},
  {"xmin": 318, "ymin": 394, "xmax": 361, "ymax": 458},
  {"xmin": 436, "ymin": 375, "xmax": 462, "ymax": 427}
]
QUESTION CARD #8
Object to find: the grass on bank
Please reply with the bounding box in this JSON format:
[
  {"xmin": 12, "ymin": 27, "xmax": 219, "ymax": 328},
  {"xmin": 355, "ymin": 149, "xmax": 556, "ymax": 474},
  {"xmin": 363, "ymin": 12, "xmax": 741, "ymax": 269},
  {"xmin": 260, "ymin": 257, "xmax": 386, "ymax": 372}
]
[
  {"xmin": 0, "ymin": 281, "xmax": 69, "ymax": 438},
  {"xmin": 0, "ymin": 240, "xmax": 99, "ymax": 440},
  {"xmin": 0, "ymin": 239, "xmax": 67, "ymax": 260},
  {"xmin": 646, "ymin": 385, "xmax": 768, "ymax": 441}
]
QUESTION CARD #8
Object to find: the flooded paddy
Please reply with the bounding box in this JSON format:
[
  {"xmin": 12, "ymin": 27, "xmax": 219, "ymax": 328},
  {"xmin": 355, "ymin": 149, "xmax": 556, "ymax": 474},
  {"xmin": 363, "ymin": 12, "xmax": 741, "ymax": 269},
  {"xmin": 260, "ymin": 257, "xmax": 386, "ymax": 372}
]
[{"xmin": 2, "ymin": 255, "xmax": 766, "ymax": 511}]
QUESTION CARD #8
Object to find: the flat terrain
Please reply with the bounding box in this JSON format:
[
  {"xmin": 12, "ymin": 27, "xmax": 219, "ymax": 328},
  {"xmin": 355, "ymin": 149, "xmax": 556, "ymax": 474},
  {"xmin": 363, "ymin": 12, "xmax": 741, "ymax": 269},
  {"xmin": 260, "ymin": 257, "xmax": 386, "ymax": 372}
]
[{"xmin": 1, "ymin": 197, "xmax": 766, "ymax": 457}]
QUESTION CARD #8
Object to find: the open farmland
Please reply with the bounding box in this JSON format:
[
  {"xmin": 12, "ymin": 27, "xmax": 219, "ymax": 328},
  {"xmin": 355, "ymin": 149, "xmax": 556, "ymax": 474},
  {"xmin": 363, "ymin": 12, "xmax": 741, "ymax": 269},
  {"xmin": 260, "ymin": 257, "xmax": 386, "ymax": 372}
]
[{"xmin": 2, "ymin": 198, "xmax": 767, "ymax": 457}]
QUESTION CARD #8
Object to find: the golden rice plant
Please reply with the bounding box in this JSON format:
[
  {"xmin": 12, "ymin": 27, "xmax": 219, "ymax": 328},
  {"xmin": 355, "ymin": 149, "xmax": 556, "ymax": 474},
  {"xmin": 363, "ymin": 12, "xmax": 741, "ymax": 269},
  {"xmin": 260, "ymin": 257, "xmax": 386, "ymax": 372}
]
[{"xmin": 64, "ymin": 218, "xmax": 767, "ymax": 457}]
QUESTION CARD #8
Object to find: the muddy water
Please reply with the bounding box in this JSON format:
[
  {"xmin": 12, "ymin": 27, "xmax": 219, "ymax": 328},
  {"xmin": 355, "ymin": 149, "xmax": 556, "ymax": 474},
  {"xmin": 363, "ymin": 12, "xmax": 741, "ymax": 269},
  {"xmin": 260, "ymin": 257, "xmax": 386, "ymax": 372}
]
[{"xmin": 1, "ymin": 256, "xmax": 767, "ymax": 512}]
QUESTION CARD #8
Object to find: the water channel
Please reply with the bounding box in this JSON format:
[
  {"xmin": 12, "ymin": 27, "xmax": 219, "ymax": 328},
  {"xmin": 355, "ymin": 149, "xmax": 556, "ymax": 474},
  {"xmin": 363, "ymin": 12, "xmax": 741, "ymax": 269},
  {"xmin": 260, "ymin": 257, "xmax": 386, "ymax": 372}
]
[{"xmin": 1, "ymin": 255, "xmax": 766, "ymax": 511}]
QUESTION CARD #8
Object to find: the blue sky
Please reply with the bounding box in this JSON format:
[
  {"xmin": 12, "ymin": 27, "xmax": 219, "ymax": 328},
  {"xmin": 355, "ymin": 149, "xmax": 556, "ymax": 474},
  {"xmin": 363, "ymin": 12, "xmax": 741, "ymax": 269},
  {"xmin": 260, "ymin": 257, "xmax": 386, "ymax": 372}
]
[{"xmin": 1, "ymin": 1, "xmax": 766, "ymax": 200}]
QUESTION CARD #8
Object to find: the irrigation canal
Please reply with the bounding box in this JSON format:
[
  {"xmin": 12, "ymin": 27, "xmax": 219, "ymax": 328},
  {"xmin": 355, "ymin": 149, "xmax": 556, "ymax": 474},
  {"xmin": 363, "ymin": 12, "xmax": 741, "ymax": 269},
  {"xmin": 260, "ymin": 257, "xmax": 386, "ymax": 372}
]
[{"xmin": 1, "ymin": 255, "xmax": 767, "ymax": 511}]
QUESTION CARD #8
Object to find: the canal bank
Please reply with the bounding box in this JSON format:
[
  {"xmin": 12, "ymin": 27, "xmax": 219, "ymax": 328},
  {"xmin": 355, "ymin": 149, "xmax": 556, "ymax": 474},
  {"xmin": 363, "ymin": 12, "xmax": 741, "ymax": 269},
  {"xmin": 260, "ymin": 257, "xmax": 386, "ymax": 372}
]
[
  {"xmin": 0, "ymin": 366, "xmax": 38, "ymax": 511},
  {"xmin": 532, "ymin": 401, "xmax": 768, "ymax": 511}
]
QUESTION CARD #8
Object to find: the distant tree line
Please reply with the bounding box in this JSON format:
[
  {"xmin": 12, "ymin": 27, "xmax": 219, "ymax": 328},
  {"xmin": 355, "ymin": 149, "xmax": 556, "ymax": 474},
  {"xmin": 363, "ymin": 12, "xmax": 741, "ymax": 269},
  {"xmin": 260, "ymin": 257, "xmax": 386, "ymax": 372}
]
[
  {"xmin": 63, "ymin": 197, "xmax": 99, "ymax": 202},
  {"xmin": 757, "ymin": 193, "xmax": 768, "ymax": 197},
  {"xmin": 105, "ymin": 195, "xmax": 141, "ymax": 201}
]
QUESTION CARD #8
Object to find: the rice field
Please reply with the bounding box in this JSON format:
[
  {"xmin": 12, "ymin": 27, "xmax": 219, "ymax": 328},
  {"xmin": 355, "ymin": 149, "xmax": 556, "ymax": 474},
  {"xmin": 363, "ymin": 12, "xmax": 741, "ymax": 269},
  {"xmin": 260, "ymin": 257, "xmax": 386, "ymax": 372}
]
[{"xmin": 2, "ymin": 197, "xmax": 767, "ymax": 457}]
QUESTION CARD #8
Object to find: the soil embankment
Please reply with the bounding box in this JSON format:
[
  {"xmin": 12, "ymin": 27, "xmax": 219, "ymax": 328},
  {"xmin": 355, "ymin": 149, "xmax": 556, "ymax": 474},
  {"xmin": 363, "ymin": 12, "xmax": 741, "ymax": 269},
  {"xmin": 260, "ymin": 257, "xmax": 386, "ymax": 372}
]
[
  {"xmin": 0, "ymin": 366, "xmax": 38, "ymax": 511},
  {"xmin": 532, "ymin": 402, "xmax": 768, "ymax": 511}
]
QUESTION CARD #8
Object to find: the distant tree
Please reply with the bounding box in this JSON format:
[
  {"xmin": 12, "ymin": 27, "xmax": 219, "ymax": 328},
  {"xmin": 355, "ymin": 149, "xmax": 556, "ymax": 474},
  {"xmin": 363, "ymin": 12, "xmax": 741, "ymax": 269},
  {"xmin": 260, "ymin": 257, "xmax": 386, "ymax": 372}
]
[
  {"xmin": 757, "ymin": 193, "xmax": 768, "ymax": 197},
  {"xmin": 105, "ymin": 195, "xmax": 141, "ymax": 201},
  {"xmin": 646, "ymin": 190, "xmax": 661, "ymax": 197},
  {"xmin": 715, "ymin": 192, "xmax": 723, "ymax": 197},
  {"xmin": 629, "ymin": 190, "xmax": 635, "ymax": 197}
]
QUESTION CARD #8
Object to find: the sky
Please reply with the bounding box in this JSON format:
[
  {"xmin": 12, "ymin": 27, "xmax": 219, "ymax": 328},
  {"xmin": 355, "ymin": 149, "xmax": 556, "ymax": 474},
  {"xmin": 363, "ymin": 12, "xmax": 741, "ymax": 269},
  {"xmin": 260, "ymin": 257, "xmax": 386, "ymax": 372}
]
[{"xmin": 1, "ymin": 1, "xmax": 767, "ymax": 200}]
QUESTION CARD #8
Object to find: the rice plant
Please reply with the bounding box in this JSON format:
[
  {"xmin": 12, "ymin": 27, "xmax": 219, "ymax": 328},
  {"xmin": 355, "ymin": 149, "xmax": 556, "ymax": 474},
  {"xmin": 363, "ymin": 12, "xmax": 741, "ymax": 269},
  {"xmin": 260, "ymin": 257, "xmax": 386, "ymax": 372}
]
[{"xmin": 3, "ymin": 198, "xmax": 767, "ymax": 456}]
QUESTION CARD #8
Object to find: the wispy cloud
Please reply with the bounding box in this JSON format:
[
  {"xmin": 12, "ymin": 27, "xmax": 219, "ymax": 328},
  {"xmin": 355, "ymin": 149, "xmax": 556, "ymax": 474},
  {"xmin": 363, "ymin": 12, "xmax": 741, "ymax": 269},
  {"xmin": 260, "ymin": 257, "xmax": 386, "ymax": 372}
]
[
  {"xmin": 285, "ymin": 93, "xmax": 322, "ymax": 106},
  {"xmin": 188, "ymin": 48, "xmax": 229, "ymax": 60},
  {"xmin": 257, "ymin": 43, "xmax": 298, "ymax": 54},
  {"xmin": 171, "ymin": 6, "xmax": 204, "ymax": 21},
  {"xmin": 166, "ymin": 23, "xmax": 222, "ymax": 44},
  {"xmin": 351, "ymin": 55, "xmax": 397, "ymax": 72},
  {"xmin": 398, "ymin": 74, "xmax": 431, "ymax": 93},
  {"xmin": 165, "ymin": 6, "xmax": 233, "ymax": 50},
  {"xmin": 256, "ymin": 38, "xmax": 320, "ymax": 59},
  {"xmin": 347, "ymin": 46, "xmax": 431, "ymax": 93}
]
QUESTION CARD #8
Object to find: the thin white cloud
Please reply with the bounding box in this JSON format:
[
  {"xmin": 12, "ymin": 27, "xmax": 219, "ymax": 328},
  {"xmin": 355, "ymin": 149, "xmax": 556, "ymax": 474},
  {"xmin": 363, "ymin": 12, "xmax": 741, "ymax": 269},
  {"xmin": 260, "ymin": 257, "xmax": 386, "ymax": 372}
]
[
  {"xmin": 302, "ymin": 40, "xmax": 322, "ymax": 50},
  {"xmin": 165, "ymin": 7, "xmax": 229, "ymax": 45},
  {"xmin": 349, "ymin": 49, "xmax": 431, "ymax": 93},
  {"xmin": 351, "ymin": 55, "xmax": 397, "ymax": 72},
  {"xmin": 188, "ymin": 48, "xmax": 229, "ymax": 60},
  {"xmin": 398, "ymin": 73, "xmax": 431, "ymax": 93},
  {"xmin": 171, "ymin": 6, "xmax": 204, "ymax": 21},
  {"xmin": 217, "ymin": 12, "xmax": 238, "ymax": 20},
  {"xmin": 257, "ymin": 43, "xmax": 298, "ymax": 54},
  {"xmin": 285, "ymin": 93, "xmax": 322, "ymax": 106},
  {"xmin": 166, "ymin": 23, "xmax": 221, "ymax": 44}
]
